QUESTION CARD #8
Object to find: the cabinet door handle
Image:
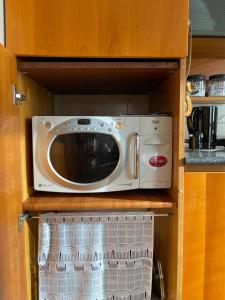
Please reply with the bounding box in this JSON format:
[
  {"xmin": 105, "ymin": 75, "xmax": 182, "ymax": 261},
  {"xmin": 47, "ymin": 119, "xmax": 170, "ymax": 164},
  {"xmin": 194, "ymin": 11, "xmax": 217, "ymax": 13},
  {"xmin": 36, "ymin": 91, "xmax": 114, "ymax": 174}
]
[{"xmin": 133, "ymin": 133, "xmax": 139, "ymax": 179}]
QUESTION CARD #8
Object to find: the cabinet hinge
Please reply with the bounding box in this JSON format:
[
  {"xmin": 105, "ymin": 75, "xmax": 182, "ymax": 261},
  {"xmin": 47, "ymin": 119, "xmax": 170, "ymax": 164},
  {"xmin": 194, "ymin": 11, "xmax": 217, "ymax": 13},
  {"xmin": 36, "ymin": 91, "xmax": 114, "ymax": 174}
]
[
  {"xmin": 12, "ymin": 84, "xmax": 26, "ymax": 105},
  {"xmin": 18, "ymin": 213, "xmax": 29, "ymax": 232}
]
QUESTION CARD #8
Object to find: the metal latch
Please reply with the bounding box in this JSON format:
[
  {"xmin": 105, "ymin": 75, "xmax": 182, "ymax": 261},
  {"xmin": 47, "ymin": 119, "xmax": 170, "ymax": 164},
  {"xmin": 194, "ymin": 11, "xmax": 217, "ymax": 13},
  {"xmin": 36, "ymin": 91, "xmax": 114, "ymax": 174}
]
[
  {"xmin": 12, "ymin": 84, "xmax": 26, "ymax": 105},
  {"xmin": 18, "ymin": 213, "xmax": 29, "ymax": 232}
]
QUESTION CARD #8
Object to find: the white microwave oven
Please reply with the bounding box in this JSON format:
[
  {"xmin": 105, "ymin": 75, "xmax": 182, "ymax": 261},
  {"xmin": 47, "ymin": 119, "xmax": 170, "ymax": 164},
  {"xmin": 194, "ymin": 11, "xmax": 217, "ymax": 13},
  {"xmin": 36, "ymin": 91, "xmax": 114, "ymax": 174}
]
[{"xmin": 32, "ymin": 115, "xmax": 172, "ymax": 193}]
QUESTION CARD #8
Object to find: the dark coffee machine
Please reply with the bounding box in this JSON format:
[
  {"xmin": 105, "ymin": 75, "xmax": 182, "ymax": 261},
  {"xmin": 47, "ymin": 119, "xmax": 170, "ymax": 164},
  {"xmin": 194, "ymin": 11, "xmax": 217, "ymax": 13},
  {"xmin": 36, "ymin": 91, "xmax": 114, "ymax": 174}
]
[{"xmin": 187, "ymin": 106, "xmax": 218, "ymax": 149}]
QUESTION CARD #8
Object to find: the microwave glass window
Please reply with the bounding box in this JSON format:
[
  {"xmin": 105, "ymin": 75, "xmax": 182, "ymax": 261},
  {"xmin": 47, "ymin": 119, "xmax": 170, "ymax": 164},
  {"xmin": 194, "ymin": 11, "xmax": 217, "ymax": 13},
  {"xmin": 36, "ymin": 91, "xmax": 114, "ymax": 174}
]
[{"xmin": 49, "ymin": 133, "xmax": 120, "ymax": 184}]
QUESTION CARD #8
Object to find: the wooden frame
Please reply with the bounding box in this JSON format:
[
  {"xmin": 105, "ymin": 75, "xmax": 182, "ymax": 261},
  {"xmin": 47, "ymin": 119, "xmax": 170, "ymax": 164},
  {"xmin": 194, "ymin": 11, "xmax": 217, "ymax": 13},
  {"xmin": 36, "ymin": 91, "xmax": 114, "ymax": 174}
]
[{"xmin": 1, "ymin": 56, "xmax": 186, "ymax": 300}]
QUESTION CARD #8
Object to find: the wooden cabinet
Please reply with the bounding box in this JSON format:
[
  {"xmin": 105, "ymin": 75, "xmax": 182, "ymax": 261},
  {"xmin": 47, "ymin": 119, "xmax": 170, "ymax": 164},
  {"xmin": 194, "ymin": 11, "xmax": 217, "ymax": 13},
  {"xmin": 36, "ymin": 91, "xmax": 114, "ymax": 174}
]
[
  {"xmin": 5, "ymin": 0, "xmax": 188, "ymax": 58},
  {"xmin": 0, "ymin": 44, "xmax": 27, "ymax": 300},
  {"xmin": 0, "ymin": 40, "xmax": 186, "ymax": 298},
  {"xmin": 183, "ymin": 173, "xmax": 206, "ymax": 300},
  {"xmin": 0, "ymin": 2, "xmax": 188, "ymax": 298},
  {"xmin": 183, "ymin": 172, "xmax": 225, "ymax": 300}
]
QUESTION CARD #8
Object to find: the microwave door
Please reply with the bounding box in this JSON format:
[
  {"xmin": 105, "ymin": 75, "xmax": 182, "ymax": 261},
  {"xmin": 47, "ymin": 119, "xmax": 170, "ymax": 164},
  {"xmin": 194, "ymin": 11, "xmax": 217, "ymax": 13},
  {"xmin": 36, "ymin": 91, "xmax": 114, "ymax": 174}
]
[
  {"xmin": 33, "ymin": 115, "xmax": 138, "ymax": 192},
  {"xmin": 47, "ymin": 132, "xmax": 125, "ymax": 190}
]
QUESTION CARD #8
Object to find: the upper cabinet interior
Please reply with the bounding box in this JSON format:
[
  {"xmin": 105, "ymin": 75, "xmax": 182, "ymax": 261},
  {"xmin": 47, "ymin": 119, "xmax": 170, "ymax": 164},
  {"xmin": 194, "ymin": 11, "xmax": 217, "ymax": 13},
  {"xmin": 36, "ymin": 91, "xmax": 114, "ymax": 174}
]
[
  {"xmin": 190, "ymin": 0, "xmax": 225, "ymax": 58},
  {"xmin": 5, "ymin": 0, "xmax": 188, "ymax": 58},
  {"xmin": 190, "ymin": 0, "xmax": 225, "ymax": 37}
]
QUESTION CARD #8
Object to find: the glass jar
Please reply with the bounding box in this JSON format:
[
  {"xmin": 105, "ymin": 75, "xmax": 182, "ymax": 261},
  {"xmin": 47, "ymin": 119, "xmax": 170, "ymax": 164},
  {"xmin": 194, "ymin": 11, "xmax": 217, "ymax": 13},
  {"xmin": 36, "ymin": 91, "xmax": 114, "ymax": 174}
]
[
  {"xmin": 187, "ymin": 75, "xmax": 206, "ymax": 97},
  {"xmin": 208, "ymin": 74, "xmax": 225, "ymax": 96}
]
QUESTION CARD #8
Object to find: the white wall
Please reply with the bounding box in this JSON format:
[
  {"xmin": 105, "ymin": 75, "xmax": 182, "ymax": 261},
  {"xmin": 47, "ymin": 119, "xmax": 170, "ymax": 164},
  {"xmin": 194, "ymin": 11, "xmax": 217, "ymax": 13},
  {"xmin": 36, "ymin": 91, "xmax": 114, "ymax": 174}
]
[
  {"xmin": 54, "ymin": 95, "xmax": 150, "ymax": 116},
  {"xmin": 0, "ymin": 0, "xmax": 4, "ymax": 45}
]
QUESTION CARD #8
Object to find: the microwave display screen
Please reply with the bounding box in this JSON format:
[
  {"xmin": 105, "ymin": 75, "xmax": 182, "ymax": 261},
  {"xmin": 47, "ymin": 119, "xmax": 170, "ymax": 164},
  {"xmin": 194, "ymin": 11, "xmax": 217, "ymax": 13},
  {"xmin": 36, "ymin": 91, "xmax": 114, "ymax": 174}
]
[
  {"xmin": 78, "ymin": 119, "xmax": 91, "ymax": 125},
  {"xmin": 49, "ymin": 133, "xmax": 119, "ymax": 184}
]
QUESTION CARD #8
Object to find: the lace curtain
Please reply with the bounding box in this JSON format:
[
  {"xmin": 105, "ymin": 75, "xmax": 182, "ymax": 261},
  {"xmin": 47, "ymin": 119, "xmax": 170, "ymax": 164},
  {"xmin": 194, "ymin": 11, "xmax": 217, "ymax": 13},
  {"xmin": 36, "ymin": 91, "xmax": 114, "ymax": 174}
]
[{"xmin": 38, "ymin": 212, "xmax": 154, "ymax": 300}]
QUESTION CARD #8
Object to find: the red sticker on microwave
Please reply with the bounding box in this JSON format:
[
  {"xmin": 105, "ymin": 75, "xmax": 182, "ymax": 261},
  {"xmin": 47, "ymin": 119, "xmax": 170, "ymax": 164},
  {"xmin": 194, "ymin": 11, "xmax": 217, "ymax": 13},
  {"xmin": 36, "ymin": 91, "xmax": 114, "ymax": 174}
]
[{"xmin": 149, "ymin": 156, "xmax": 167, "ymax": 167}]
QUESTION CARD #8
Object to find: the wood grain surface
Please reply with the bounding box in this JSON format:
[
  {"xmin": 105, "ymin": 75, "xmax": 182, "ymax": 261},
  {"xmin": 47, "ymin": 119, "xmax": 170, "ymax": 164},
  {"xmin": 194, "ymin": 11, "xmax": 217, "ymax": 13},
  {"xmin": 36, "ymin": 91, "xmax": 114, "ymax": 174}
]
[
  {"xmin": 191, "ymin": 96, "xmax": 225, "ymax": 103},
  {"xmin": 5, "ymin": 0, "xmax": 188, "ymax": 57},
  {"xmin": 185, "ymin": 164, "xmax": 225, "ymax": 173},
  {"xmin": 183, "ymin": 172, "xmax": 206, "ymax": 300},
  {"xmin": 17, "ymin": 60, "xmax": 179, "ymax": 94},
  {"xmin": 23, "ymin": 191, "xmax": 174, "ymax": 211},
  {"xmin": 183, "ymin": 172, "xmax": 225, "ymax": 299},
  {"xmin": 191, "ymin": 58, "xmax": 225, "ymax": 77},
  {"xmin": 0, "ymin": 44, "xmax": 28, "ymax": 300},
  {"xmin": 204, "ymin": 173, "xmax": 225, "ymax": 300},
  {"xmin": 192, "ymin": 38, "xmax": 225, "ymax": 59},
  {"xmin": 17, "ymin": 73, "xmax": 54, "ymax": 300},
  {"xmin": 147, "ymin": 59, "xmax": 186, "ymax": 299},
  {"xmin": 17, "ymin": 73, "xmax": 54, "ymax": 201}
]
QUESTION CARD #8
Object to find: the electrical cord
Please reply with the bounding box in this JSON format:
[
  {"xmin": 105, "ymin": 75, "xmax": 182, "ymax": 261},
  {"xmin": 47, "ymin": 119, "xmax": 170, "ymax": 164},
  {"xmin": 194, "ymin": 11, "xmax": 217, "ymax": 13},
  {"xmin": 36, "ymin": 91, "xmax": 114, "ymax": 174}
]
[{"xmin": 186, "ymin": 20, "xmax": 192, "ymax": 79}]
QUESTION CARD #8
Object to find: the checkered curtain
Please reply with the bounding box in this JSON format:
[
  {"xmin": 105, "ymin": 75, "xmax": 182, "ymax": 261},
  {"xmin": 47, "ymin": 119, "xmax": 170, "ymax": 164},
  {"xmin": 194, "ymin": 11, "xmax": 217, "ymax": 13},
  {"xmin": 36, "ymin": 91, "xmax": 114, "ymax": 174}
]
[{"xmin": 38, "ymin": 212, "xmax": 154, "ymax": 300}]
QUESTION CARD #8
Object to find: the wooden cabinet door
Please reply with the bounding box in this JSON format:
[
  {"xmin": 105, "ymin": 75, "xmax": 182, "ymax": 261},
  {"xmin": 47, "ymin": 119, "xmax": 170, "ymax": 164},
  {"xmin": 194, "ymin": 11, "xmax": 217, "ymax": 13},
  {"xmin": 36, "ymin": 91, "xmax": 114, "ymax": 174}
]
[
  {"xmin": 183, "ymin": 172, "xmax": 206, "ymax": 300},
  {"xmin": 0, "ymin": 44, "xmax": 27, "ymax": 300},
  {"xmin": 204, "ymin": 173, "xmax": 225, "ymax": 300},
  {"xmin": 5, "ymin": 0, "xmax": 188, "ymax": 58},
  {"xmin": 183, "ymin": 173, "xmax": 225, "ymax": 300}
]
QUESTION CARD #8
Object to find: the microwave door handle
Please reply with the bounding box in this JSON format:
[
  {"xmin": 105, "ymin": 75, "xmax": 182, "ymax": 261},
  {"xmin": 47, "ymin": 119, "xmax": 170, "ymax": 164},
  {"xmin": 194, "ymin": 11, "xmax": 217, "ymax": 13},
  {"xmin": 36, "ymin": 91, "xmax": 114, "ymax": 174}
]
[
  {"xmin": 133, "ymin": 133, "xmax": 139, "ymax": 179},
  {"xmin": 145, "ymin": 142, "xmax": 170, "ymax": 145}
]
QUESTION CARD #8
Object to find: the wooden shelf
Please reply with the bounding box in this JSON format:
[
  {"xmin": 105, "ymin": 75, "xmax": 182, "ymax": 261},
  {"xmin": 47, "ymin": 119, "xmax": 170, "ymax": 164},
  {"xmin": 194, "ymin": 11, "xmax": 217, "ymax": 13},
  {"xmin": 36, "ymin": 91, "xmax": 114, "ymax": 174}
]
[
  {"xmin": 17, "ymin": 59, "xmax": 178, "ymax": 94},
  {"xmin": 192, "ymin": 37, "xmax": 225, "ymax": 59},
  {"xmin": 191, "ymin": 96, "xmax": 225, "ymax": 102},
  {"xmin": 22, "ymin": 190, "xmax": 174, "ymax": 212},
  {"xmin": 185, "ymin": 164, "xmax": 225, "ymax": 173}
]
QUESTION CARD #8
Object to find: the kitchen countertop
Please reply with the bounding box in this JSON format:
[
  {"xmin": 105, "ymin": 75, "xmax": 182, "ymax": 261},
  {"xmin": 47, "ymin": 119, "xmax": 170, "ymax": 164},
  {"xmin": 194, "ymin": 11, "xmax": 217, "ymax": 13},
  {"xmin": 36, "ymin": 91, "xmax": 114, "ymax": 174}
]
[{"xmin": 185, "ymin": 149, "xmax": 225, "ymax": 164}]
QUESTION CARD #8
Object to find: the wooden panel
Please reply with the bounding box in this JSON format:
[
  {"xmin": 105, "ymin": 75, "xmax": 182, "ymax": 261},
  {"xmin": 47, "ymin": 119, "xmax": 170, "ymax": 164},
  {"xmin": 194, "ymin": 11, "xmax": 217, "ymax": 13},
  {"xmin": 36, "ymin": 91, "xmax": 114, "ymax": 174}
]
[
  {"xmin": 149, "ymin": 59, "xmax": 186, "ymax": 299},
  {"xmin": 5, "ymin": 0, "xmax": 188, "ymax": 58},
  {"xmin": 0, "ymin": 0, "xmax": 4, "ymax": 44},
  {"xmin": 16, "ymin": 72, "xmax": 54, "ymax": 300},
  {"xmin": 0, "ymin": 45, "xmax": 27, "ymax": 299},
  {"xmin": 183, "ymin": 172, "xmax": 225, "ymax": 299},
  {"xmin": 17, "ymin": 60, "xmax": 179, "ymax": 94},
  {"xmin": 150, "ymin": 59, "xmax": 186, "ymax": 201},
  {"xmin": 185, "ymin": 164, "xmax": 225, "ymax": 173},
  {"xmin": 191, "ymin": 96, "xmax": 225, "ymax": 103},
  {"xmin": 204, "ymin": 173, "xmax": 225, "ymax": 300},
  {"xmin": 17, "ymin": 73, "xmax": 54, "ymax": 201},
  {"xmin": 26, "ymin": 220, "xmax": 39, "ymax": 300},
  {"xmin": 192, "ymin": 38, "xmax": 225, "ymax": 59},
  {"xmin": 183, "ymin": 173, "xmax": 206, "ymax": 300},
  {"xmin": 155, "ymin": 206, "xmax": 179, "ymax": 300},
  {"xmin": 23, "ymin": 191, "xmax": 174, "ymax": 211},
  {"xmin": 163, "ymin": 60, "xmax": 186, "ymax": 300},
  {"xmin": 190, "ymin": 58, "xmax": 225, "ymax": 77}
]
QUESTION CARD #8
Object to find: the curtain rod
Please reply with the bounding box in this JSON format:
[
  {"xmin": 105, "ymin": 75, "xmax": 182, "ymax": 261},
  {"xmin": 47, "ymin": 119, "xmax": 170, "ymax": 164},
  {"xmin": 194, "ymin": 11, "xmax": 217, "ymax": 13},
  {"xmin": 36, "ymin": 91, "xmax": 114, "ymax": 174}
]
[
  {"xmin": 30, "ymin": 213, "xmax": 171, "ymax": 218},
  {"xmin": 19, "ymin": 212, "xmax": 172, "ymax": 231}
]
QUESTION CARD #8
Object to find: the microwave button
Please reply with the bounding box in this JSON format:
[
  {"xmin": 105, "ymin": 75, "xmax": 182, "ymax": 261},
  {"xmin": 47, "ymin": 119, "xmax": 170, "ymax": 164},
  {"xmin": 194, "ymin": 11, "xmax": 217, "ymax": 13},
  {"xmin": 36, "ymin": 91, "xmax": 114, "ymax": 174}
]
[
  {"xmin": 43, "ymin": 121, "xmax": 53, "ymax": 129},
  {"xmin": 116, "ymin": 121, "xmax": 124, "ymax": 130}
]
